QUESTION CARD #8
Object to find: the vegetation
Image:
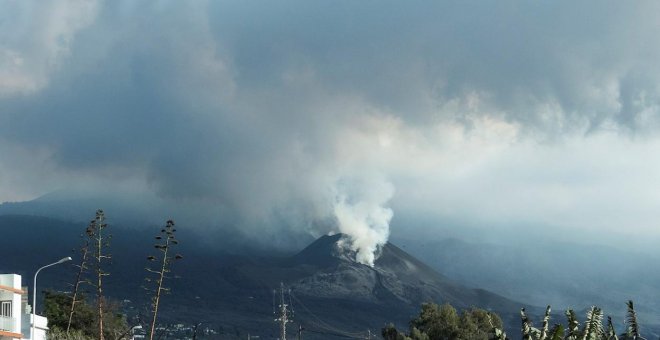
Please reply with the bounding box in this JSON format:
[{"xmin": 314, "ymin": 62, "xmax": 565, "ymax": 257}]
[
  {"xmin": 43, "ymin": 210, "xmax": 183, "ymax": 340},
  {"xmin": 382, "ymin": 303, "xmax": 504, "ymax": 340},
  {"xmin": 38, "ymin": 209, "xmax": 654, "ymax": 340},
  {"xmin": 88, "ymin": 209, "xmax": 111, "ymax": 340},
  {"xmin": 66, "ymin": 221, "xmax": 93, "ymax": 333},
  {"xmin": 143, "ymin": 219, "xmax": 182, "ymax": 340},
  {"xmin": 44, "ymin": 291, "xmax": 129, "ymax": 340},
  {"xmin": 47, "ymin": 327, "xmax": 91, "ymax": 340},
  {"xmin": 520, "ymin": 301, "xmax": 646, "ymax": 340},
  {"xmin": 384, "ymin": 300, "xmax": 650, "ymax": 340}
]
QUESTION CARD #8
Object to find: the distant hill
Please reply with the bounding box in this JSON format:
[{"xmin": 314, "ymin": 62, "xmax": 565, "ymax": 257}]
[
  {"xmin": 0, "ymin": 189, "xmax": 168, "ymax": 226},
  {"xmin": 0, "ymin": 190, "xmax": 316, "ymax": 252}
]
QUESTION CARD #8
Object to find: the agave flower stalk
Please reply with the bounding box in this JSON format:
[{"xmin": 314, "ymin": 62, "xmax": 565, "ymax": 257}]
[
  {"xmin": 144, "ymin": 220, "xmax": 182, "ymax": 340},
  {"xmin": 89, "ymin": 209, "xmax": 111, "ymax": 340},
  {"xmin": 66, "ymin": 222, "xmax": 94, "ymax": 333}
]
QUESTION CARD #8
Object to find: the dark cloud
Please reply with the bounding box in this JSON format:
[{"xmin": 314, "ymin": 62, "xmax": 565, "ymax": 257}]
[{"xmin": 2, "ymin": 1, "xmax": 660, "ymax": 248}]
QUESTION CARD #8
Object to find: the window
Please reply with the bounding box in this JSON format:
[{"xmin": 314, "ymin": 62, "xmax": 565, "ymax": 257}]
[{"xmin": 0, "ymin": 301, "xmax": 11, "ymax": 318}]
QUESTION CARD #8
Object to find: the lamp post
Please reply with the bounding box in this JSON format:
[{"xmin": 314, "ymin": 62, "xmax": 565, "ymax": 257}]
[{"xmin": 32, "ymin": 257, "xmax": 72, "ymax": 340}]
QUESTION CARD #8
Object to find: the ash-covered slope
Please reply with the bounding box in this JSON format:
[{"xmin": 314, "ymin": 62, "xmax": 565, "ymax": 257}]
[
  {"xmin": 222, "ymin": 233, "xmax": 532, "ymax": 337},
  {"xmin": 286, "ymin": 234, "xmax": 523, "ymax": 310}
]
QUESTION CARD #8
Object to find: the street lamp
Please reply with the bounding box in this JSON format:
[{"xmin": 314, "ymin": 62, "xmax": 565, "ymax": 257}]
[{"xmin": 32, "ymin": 257, "xmax": 72, "ymax": 340}]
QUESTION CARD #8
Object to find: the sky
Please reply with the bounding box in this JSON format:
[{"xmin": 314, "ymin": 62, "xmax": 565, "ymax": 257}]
[{"xmin": 2, "ymin": 1, "xmax": 660, "ymax": 256}]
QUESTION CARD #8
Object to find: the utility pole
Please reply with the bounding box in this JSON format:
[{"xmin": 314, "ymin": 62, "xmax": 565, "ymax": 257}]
[
  {"xmin": 192, "ymin": 322, "xmax": 202, "ymax": 340},
  {"xmin": 274, "ymin": 282, "xmax": 292, "ymax": 340}
]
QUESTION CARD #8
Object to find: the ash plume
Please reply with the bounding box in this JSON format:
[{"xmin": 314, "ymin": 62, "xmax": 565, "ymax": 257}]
[{"xmin": 333, "ymin": 177, "xmax": 394, "ymax": 266}]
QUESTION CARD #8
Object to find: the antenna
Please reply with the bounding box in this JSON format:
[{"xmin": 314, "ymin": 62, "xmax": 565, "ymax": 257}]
[
  {"xmin": 274, "ymin": 282, "xmax": 293, "ymax": 340},
  {"xmin": 297, "ymin": 324, "xmax": 304, "ymax": 340},
  {"xmin": 288, "ymin": 287, "xmax": 294, "ymax": 319},
  {"xmin": 272, "ymin": 289, "xmax": 277, "ymax": 315}
]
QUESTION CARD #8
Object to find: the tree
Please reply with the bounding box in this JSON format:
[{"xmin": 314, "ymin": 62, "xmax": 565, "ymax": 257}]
[
  {"xmin": 457, "ymin": 307, "xmax": 502, "ymax": 339},
  {"xmin": 384, "ymin": 303, "xmax": 504, "ymax": 340},
  {"xmin": 382, "ymin": 323, "xmax": 405, "ymax": 340},
  {"xmin": 410, "ymin": 303, "xmax": 459, "ymax": 339},
  {"xmin": 45, "ymin": 291, "xmax": 95, "ymax": 336},
  {"xmin": 144, "ymin": 220, "xmax": 182, "ymax": 340},
  {"xmin": 44, "ymin": 291, "xmax": 128, "ymax": 340}
]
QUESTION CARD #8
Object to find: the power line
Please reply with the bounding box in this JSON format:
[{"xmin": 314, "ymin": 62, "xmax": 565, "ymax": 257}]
[
  {"xmin": 302, "ymin": 320, "xmax": 369, "ymax": 340},
  {"xmin": 304, "ymin": 328, "xmax": 363, "ymax": 338},
  {"xmin": 289, "ymin": 292, "xmax": 368, "ymax": 339}
]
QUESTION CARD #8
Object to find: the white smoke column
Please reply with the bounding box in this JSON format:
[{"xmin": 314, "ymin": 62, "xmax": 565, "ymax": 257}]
[{"xmin": 333, "ymin": 177, "xmax": 395, "ymax": 266}]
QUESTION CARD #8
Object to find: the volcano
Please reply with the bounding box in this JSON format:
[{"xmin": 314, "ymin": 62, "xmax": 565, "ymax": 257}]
[
  {"xmin": 288, "ymin": 234, "xmax": 522, "ymax": 310},
  {"xmin": 216, "ymin": 233, "xmax": 532, "ymax": 338}
]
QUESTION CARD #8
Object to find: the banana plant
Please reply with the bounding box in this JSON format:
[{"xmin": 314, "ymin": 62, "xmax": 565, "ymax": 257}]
[
  {"xmin": 488, "ymin": 313, "xmax": 508, "ymax": 340},
  {"xmin": 547, "ymin": 324, "xmax": 563, "ymax": 340},
  {"xmin": 522, "ymin": 308, "xmax": 541, "ymax": 340},
  {"xmin": 520, "ymin": 306, "xmax": 562, "ymax": 340},
  {"xmin": 605, "ymin": 316, "xmax": 618, "ymax": 340},
  {"xmin": 565, "ymin": 309, "xmax": 581, "ymax": 340},
  {"xmin": 580, "ymin": 307, "xmax": 603, "ymax": 340},
  {"xmin": 518, "ymin": 301, "xmax": 651, "ymax": 340},
  {"xmin": 624, "ymin": 300, "xmax": 645, "ymax": 340},
  {"xmin": 539, "ymin": 306, "xmax": 551, "ymax": 340}
]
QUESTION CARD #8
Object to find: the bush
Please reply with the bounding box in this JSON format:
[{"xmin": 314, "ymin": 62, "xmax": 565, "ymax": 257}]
[{"xmin": 384, "ymin": 303, "xmax": 504, "ymax": 340}]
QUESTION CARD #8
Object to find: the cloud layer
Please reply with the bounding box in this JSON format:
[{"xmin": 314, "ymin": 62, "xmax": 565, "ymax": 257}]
[{"xmin": 2, "ymin": 1, "xmax": 660, "ymax": 253}]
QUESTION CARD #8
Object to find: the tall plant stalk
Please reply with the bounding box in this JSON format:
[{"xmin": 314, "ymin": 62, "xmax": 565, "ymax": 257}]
[
  {"xmin": 66, "ymin": 223, "xmax": 94, "ymax": 333},
  {"xmin": 145, "ymin": 220, "xmax": 182, "ymax": 340},
  {"xmin": 89, "ymin": 209, "xmax": 110, "ymax": 340}
]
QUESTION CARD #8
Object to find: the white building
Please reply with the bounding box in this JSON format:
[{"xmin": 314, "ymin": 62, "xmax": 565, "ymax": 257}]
[{"xmin": 0, "ymin": 274, "xmax": 47, "ymax": 340}]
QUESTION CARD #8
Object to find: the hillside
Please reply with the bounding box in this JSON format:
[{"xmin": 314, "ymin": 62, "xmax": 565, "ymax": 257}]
[{"xmin": 0, "ymin": 214, "xmax": 531, "ymax": 338}]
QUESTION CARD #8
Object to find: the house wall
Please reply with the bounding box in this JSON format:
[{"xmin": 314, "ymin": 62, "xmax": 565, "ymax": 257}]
[
  {"xmin": 0, "ymin": 274, "xmax": 47, "ymax": 340},
  {"xmin": 22, "ymin": 315, "xmax": 47, "ymax": 340},
  {"xmin": 0, "ymin": 274, "xmax": 24, "ymax": 339}
]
